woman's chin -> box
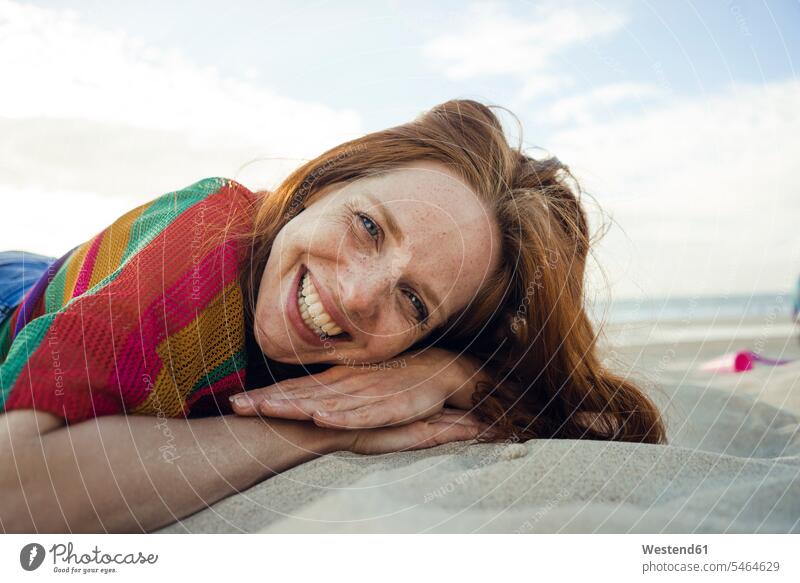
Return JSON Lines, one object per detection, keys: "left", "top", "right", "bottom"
{"left": 259, "top": 339, "right": 303, "bottom": 364}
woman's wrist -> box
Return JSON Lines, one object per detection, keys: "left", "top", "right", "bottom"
{"left": 256, "top": 417, "right": 356, "bottom": 457}
{"left": 407, "top": 347, "right": 492, "bottom": 409}
{"left": 444, "top": 352, "right": 494, "bottom": 409}
{"left": 312, "top": 425, "right": 357, "bottom": 454}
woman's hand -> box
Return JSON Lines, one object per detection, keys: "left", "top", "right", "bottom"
{"left": 230, "top": 348, "right": 485, "bottom": 429}
{"left": 345, "top": 408, "right": 492, "bottom": 455}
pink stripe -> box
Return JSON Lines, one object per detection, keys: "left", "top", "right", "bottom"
{"left": 72, "top": 230, "right": 106, "bottom": 297}
{"left": 108, "top": 238, "right": 242, "bottom": 408}
{"left": 184, "top": 370, "right": 246, "bottom": 411}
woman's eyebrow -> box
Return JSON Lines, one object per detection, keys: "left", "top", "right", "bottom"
{"left": 362, "top": 193, "right": 443, "bottom": 319}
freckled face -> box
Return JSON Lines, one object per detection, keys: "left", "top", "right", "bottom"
{"left": 253, "top": 160, "right": 501, "bottom": 365}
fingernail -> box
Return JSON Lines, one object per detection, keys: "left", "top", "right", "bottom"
{"left": 315, "top": 410, "right": 329, "bottom": 418}
{"left": 230, "top": 395, "right": 252, "bottom": 407}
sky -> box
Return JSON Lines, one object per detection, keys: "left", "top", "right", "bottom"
{"left": 1, "top": 0, "right": 798, "bottom": 302}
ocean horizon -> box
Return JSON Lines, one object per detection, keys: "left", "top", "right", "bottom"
{"left": 593, "top": 292, "right": 795, "bottom": 324}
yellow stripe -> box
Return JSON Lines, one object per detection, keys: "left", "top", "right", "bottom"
{"left": 88, "top": 205, "right": 146, "bottom": 289}
{"left": 131, "top": 281, "right": 245, "bottom": 417}
{"left": 61, "top": 240, "right": 93, "bottom": 304}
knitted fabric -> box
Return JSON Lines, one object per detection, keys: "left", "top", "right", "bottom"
{"left": 0, "top": 177, "right": 257, "bottom": 423}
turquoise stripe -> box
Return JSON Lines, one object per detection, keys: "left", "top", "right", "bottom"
{"left": 1, "top": 178, "right": 228, "bottom": 408}
{"left": 121, "top": 177, "right": 226, "bottom": 264}
{"left": 72, "top": 177, "right": 227, "bottom": 303}
{"left": 0, "top": 313, "right": 57, "bottom": 409}
{"left": 190, "top": 348, "right": 248, "bottom": 394}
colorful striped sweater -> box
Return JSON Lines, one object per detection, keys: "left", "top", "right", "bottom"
{"left": 0, "top": 177, "right": 260, "bottom": 423}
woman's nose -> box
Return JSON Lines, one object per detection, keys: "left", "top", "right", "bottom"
{"left": 339, "top": 270, "right": 390, "bottom": 322}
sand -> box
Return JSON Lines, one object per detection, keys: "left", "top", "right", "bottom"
{"left": 157, "top": 317, "right": 800, "bottom": 533}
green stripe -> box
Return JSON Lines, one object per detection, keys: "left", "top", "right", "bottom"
{"left": 44, "top": 256, "right": 70, "bottom": 313}
{"left": 1, "top": 178, "right": 228, "bottom": 409}
{"left": 121, "top": 177, "right": 225, "bottom": 264}
{"left": 190, "top": 348, "right": 247, "bottom": 394}
{"left": 0, "top": 309, "right": 14, "bottom": 364}
{"left": 0, "top": 313, "right": 56, "bottom": 409}
{"left": 68, "top": 177, "right": 226, "bottom": 306}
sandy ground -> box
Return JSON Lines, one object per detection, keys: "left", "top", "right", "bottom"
{"left": 157, "top": 316, "right": 800, "bottom": 533}
{"left": 601, "top": 316, "right": 800, "bottom": 406}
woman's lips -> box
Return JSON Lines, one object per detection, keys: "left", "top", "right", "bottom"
{"left": 305, "top": 268, "right": 350, "bottom": 338}
{"left": 286, "top": 264, "right": 349, "bottom": 346}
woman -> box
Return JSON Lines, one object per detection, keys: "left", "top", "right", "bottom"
{"left": 0, "top": 99, "right": 666, "bottom": 533}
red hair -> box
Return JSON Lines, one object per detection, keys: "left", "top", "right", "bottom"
{"left": 234, "top": 99, "right": 668, "bottom": 445}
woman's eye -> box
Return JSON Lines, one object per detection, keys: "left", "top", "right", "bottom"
{"left": 405, "top": 290, "right": 428, "bottom": 323}
{"left": 358, "top": 213, "right": 380, "bottom": 240}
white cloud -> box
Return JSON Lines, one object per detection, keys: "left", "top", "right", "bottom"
{"left": 421, "top": 1, "right": 799, "bottom": 299}
{"left": 423, "top": 0, "right": 627, "bottom": 102}
{"left": 516, "top": 75, "right": 575, "bottom": 102}
{"left": 0, "top": 1, "right": 361, "bottom": 148}
{"left": 555, "top": 79, "right": 800, "bottom": 298}
{"left": 2, "top": 0, "right": 797, "bottom": 304}
{"left": 0, "top": 0, "right": 364, "bottom": 256}
{"left": 0, "top": 184, "right": 138, "bottom": 257}
{"left": 544, "top": 81, "right": 664, "bottom": 124}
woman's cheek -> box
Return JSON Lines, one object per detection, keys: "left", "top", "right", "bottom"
{"left": 364, "top": 335, "right": 413, "bottom": 363}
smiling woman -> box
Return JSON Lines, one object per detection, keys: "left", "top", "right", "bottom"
{"left": 235, "top": 99, "right": 668, "bottom": 444}
{"left": 0, "top": 98, "right": 667, "bottom": 533}
{"left": 252, "top": 159, "right": 500, "bottom": 365}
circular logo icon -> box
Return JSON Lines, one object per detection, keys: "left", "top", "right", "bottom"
{"left": 20, "top": 543, "right": 46, "bottom": 571}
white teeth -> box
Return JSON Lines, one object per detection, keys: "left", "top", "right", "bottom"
{"left": 297, "top": 272, "right": 344, "bottom": 337}
{"left": 322, "top": 322, "right": 342, "bottom": 335}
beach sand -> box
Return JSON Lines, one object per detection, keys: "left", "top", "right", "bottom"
{"left": 602, "top": 317, "right": 800, "bottom": 413}
{"left": 157, "top": 316, "right": 800, "bottom": 533}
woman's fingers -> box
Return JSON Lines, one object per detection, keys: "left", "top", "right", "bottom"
{"left": 311, "top": 397, "right": 443, "bottom": 430}
{"left": 229, "top": 393, "right": 259, "bottom": 415}
{"left": 415, "top": 420, "right": 484, "bottom": 449}
{"left": 313, "top": 403, "right": 484, "bottom": 432}
{"left": 312, "top": 402, "right": 397, "bottom": 429}
{"left": 257, "top": 395, "right": 368, "bottom": 421}
{"left": 259, "top": 384, "right": 341, "bottom": 401}
{"left": 418, "top": 409, "right": 497, "bottom": 446}
{"left": 385, "top": 418, "right": 483, "bottom": 452}
{"left": 429, "top": 408, "right": 481, "bottom": 426}
{"left": 229, "top": 374, "right": 344, "bottom": 415}
{"left": 349, "top": 409, "right": 494, "bottom": 455}
{"left": 427, "top": 410, "right": 497, "bottom": 440}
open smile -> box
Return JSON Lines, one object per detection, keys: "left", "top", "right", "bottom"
{"left": 287, "top": 264, "right": 351, "bottom": 345}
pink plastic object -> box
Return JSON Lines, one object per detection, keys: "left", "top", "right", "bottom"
{"left": 701, "top": 350, "right": 794, "bottom": 373}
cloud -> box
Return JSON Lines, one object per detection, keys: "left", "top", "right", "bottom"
{"left": 0, "top": 0, "right": 364, "bottom": 255}
{"left": 0, "top": 1, "right": 363, "bottom": 190}
{"left": 423, "top": 0, "right": 628, "bottom": 100}
{"left": 554, "top": 79, "right": 800, "bottom": 298}
{"left": 421, "top": 1, "right": 798, "bottom": 299}
{"left": 0, "top": 183, "right": 138, "bottom": 258}
{"left": 543, "top": 81, "right": 664, "bottom": 125}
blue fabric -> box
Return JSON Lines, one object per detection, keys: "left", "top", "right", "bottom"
{"left": 0, "top": 250, "right": 59, "bottom": 323}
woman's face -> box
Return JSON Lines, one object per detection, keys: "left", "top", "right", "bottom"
{"left": 253, "top": 159, "right": 501, "bottom": 365}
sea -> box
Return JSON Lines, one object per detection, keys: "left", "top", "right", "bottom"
{"left": 596, "top": 292, "right": 796, "bottom": 324}
{"left": 591, "top": 292, "right": 799, "bottom": 347}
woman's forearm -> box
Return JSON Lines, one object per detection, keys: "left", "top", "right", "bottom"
{"left": 1, "top": 414, "right": 352, "bottom": 533}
